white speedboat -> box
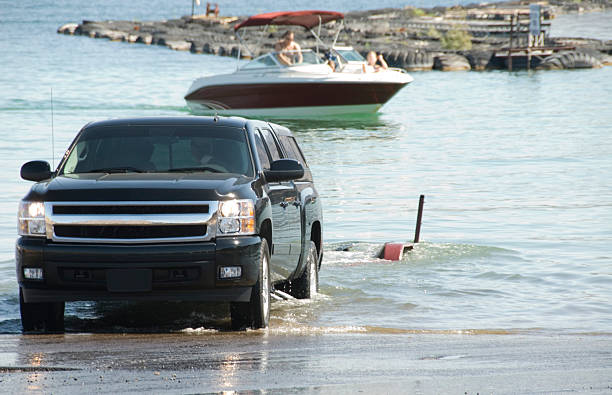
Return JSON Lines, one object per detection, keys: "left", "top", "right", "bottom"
{"left": 185, "top": 10, "right": 413, "bottom": 118}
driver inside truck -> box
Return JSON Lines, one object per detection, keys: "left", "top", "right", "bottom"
{"left": 190, "top": 138, "right": 216, "bottom": 167}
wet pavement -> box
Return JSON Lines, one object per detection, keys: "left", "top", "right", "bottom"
{"left": 1, "top": 330, "right": 610, "bottom": 394}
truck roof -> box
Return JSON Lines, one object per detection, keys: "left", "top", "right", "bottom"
{"left": 83, "top": 116, "right": 297, "bottom": 139}
{"left": 84, "top": 116, "right": 253, "bottom": 129}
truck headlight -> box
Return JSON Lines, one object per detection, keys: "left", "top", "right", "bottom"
{"left": 18, "top": 201, "right": 46, "bottom": 237}
{"left": 218, "top": 200, "right": 255, "bottom": 236}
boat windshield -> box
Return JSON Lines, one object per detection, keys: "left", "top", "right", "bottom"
{"left": 240, "top": 49, "right": 323, "bottom": 70}
{"left": 333, "top": 48, "right": 366, "bottom": 63}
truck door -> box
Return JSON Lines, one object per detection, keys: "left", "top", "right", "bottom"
{"left": 276, "top": 134, "right": 312, "bottom": 264}
{"left": 254, "top": 129, "right": 300, "bottom": 281}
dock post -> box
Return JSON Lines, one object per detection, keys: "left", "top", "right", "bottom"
{"left": 527, "top": 47, "right": 531, "bottom": 70}
{"left": 414, "top": 194, "right": 425, "bottom": 243}
{"left": 508, "top": 12, "right": 516, "bottom": 71}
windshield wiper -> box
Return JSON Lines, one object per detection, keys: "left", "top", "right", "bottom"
{"left": 166, "top": 166, "right": 223, "bottom": 173}
{"left": 87, "top": 167, "right": 146, "bottom": 174}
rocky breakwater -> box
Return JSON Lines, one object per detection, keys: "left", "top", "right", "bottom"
{"left": 58, "top": 0, "right": 612, "bottom": 72}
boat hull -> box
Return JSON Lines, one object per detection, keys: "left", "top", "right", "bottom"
{"left": 186, "top": 102, "right": 382, "bottom": 118}
{"left": 185, "top": 81, "right": 407, "bottom": 118}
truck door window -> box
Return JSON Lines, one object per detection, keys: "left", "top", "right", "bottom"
{"left": 260, "top": 129, "right": 281, "bottom": 161}
{"left": 254, "top": 132, "right": 271, "bottom": 169}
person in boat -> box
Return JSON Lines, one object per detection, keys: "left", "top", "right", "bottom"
{"left": 274, "top": 30, "right": 303, "bottom": 66}
{"left": 363, "top": 51, "right": 388, "bottom": 72}
{"left": 205, "top": 3, "right": 219, "bottom": 17}
{"left": 324, "top": 51, "right": 338, "bottom": 72}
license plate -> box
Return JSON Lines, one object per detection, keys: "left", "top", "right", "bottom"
{"left": 106, "top": 269, "right": 152, "bottom": 292}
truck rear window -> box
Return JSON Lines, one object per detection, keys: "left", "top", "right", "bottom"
{"left": 278, "top": 135, "right": 308, "bottom": 166}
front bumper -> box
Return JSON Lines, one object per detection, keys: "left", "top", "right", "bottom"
{"left": 16, "top": 236, "right": 262, "bottom": 303}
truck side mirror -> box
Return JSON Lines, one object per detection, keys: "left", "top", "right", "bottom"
{"left": 264, "top": 159, "right": 304, "bottom": 183}
{"left": 21, "top": 161, "right": 53, "bottom": 182}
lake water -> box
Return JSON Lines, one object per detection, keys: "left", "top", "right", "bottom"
{"left": 0, "top": 1, "right": 611, "bottom": 334}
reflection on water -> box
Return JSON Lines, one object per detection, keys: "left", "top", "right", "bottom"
{"left": 27, "top": 353, "right": 44, "bottom": 367}
{"left": 215, "top": 350, "right": 270, "bottom": 388}
{"left": 275, "top": 112, "right": 390, "bottom": 131}
{"left": 218, "top": 352, "right": 240, "bottom": 389}
{"left": 65, "top": 301, "right": 229, "bottom": 333}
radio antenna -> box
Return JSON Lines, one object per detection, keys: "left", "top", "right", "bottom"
{"left": 51, "top": 88, "right": 55, "bottom": 168}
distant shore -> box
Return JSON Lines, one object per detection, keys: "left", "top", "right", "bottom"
{"left": 58, "top": 0, "right": 612, "bottom": 71}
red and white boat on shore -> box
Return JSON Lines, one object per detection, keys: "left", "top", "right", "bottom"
{"left": 185, "top": 10, "right": 413, "bottom": 118}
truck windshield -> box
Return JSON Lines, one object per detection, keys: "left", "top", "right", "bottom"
{"left": 61, "top": 125, "right": 254, "bottom": 176}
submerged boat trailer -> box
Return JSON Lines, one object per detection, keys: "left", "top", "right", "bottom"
{"left": 271, "top": 289, "right": 296, "bottom": 301}
{"left": 377, "top": 194, "right": 425, "bottom": 261}
{"left": 273, "top": 195, "right": 425, "bottom": 302}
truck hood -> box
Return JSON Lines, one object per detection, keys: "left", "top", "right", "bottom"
{"left": 24, "top": 173, "right": 257, "bottom": 202}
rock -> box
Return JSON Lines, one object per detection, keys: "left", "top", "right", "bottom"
{"left": 207, "top": 44, "right": 219, "bottom": 55}
{"left": 368, "top": 22, "right": 390, "bottom": 36}
{"left": 536, "top": 50, "right": 603, "bottom": 70}
{"left": 77, "top": 22, "right": 104, "bottom": 37}
{"left": 136, "top": 35, "right": 153, "bottom": 45}
{"left": 404, "top": 50, "right": 434, "bottom": 71}
{"left": 97, "top": 30, "right": 127, "bottom": 41}
{"left": 190, "top": 41, "right": 205, "bottom": 53}
{"left": 383, "top": 50, "right": 403, "bottom": 68}
{"left": 434, "top": 53, "right": 471, "bottom": 71}
{"left": 152, "top": 36, "right": 167, "bottom": 45}
{"left": 57, "top": 23, "right": 78, "bottom": 35}
{"left": 165, "top": 40, "right": 192, "bottom": 51}
{"left": 462, "top": 50, "right": 493, "bottom": 71}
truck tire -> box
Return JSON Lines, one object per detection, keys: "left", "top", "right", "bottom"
{"left": 291, "top": 241, "right": 319, "bottom": 299}
{"left": 19, "top": 288, "right": 65, "bottom": 333}
{"left": 230, "top": 238, "right": 270, "bottom": 330}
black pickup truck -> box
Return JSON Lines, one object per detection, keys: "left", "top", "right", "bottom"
{"left": 16, "top": 116, "right": 322, "bottom": 331}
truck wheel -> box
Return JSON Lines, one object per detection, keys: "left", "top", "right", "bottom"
{"left": 230, "top": 238, "right": 270, "bottom": 330}
{"left": 19, "top": 288, "right": 65, "bottom": 333}
{"left": 291, "top": 241, "right": 319, "bottom": 299}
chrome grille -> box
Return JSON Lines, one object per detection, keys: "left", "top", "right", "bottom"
{"left": 52, "top": 205, "right": 209, "bottom": 215}
{"left": 45, "top": 201, "right": 218, "bottom": 244}
{"left": 54, "top": 224, "right": 207, "bottom": 239}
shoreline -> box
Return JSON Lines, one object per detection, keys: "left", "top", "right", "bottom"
{"left": 57, "top": 0, "right": 612, "bottom": 72}
{"left": 1, "top": 331, "right": 610, "bottom": 393}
